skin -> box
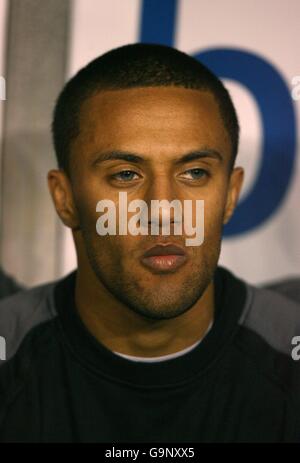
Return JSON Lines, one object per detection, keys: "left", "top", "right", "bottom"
{"left": 48, "top": 86, "right": 244, "bottom": 358}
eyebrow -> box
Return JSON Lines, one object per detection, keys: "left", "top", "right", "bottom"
{"left": 92, "top": 151, "right": 145, "bottom": 165}
{"left": 92, "top": 148, "right": 223, "bottom": 165}
{"left": 174, "top": 149, "right": 223, "bottom": 165}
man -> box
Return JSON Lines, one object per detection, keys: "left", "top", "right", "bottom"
{"left": 0, "top": 44, "right": 299, "bottom": 443}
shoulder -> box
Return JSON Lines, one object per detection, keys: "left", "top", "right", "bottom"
{"left": 239, "top": 282, "right": 300, "bottom": 356}
{"left": 219, "top": 267, "right": 300, "bottom": 393}
{"left": 0, "top": 280, "right": 62, "bottom": 427}
{"left": 231, "top": 278, "right": 300, "bottom": 405}
{"left": 0, "top": 280, "right": 58, "bottom": 362}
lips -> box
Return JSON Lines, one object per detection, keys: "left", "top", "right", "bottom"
{"left": 141, "top": 244, "right": 187, "bottom": 272}
{"left": 143, "top": 244, "right": 185, "bottom": 258}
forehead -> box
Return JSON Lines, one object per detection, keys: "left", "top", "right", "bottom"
{"left": 73, "top": 86, "right": 231, "bottom": 164}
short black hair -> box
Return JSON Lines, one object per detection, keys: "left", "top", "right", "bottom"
{"left": 52, "top": 43, "right": 239, "bottom": 173}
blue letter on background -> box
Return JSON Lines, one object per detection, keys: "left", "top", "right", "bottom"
{"left": 139, "top": 2, "right": 297, "bottom": 236}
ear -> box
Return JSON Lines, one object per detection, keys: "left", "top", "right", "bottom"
{"left": 47, "top": 169, "right": 80, "bottom": 229}
{"left": 223, "top": 167, "right": 244, "bottom": 225}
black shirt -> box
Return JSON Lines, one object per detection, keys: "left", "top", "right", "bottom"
{"left": 0, "top": 266, "right": 299, "bottom": 442}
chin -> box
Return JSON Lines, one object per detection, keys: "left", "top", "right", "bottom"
{"left": 128, "top": 304, "right": 194, "bottom": 321}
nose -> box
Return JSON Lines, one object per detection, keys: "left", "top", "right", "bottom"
{"left": 143, "top": 174, "right": 182, "bottom": 234}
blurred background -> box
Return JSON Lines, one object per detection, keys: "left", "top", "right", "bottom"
{"left": 0, "top": 0, "right": 299, "bottom": 289}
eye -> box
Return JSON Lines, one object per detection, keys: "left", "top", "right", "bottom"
{"left": 112, "top": 170, "right": 140, "bottom": 182}
{"left": 180, "top": 168, "right": 209, "bottom": 180}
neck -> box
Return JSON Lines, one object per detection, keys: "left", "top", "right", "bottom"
{"left": 75, "top": 262, "right": 214, "bottom": 358}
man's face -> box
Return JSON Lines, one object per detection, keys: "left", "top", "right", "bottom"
{"left": 66, "top": 87, "right": 242, "bottom": 319}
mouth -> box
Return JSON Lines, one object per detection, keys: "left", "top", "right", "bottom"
{"left": 141, "top": 243, "right": 187, "bottom": 273}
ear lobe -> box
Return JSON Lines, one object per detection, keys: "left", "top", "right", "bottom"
{"left": 47, "top": 169, "right": 80, "bottom": 229}
{"left": 223, "top": 167, "right": 244, "bottom": 225}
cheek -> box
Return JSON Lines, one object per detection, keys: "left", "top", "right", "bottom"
{"left": 79, "top": 202, "right": 99, "bottom": 233}
{"left": 75, "top": 183, "right": 106, "bottom": 229}
{"left": 92, "top": 236, "right": 143, "bottom": 278}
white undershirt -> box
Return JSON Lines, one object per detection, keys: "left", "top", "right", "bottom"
{"left": 113, "top": 320, "right": 213, "bottom": 363}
